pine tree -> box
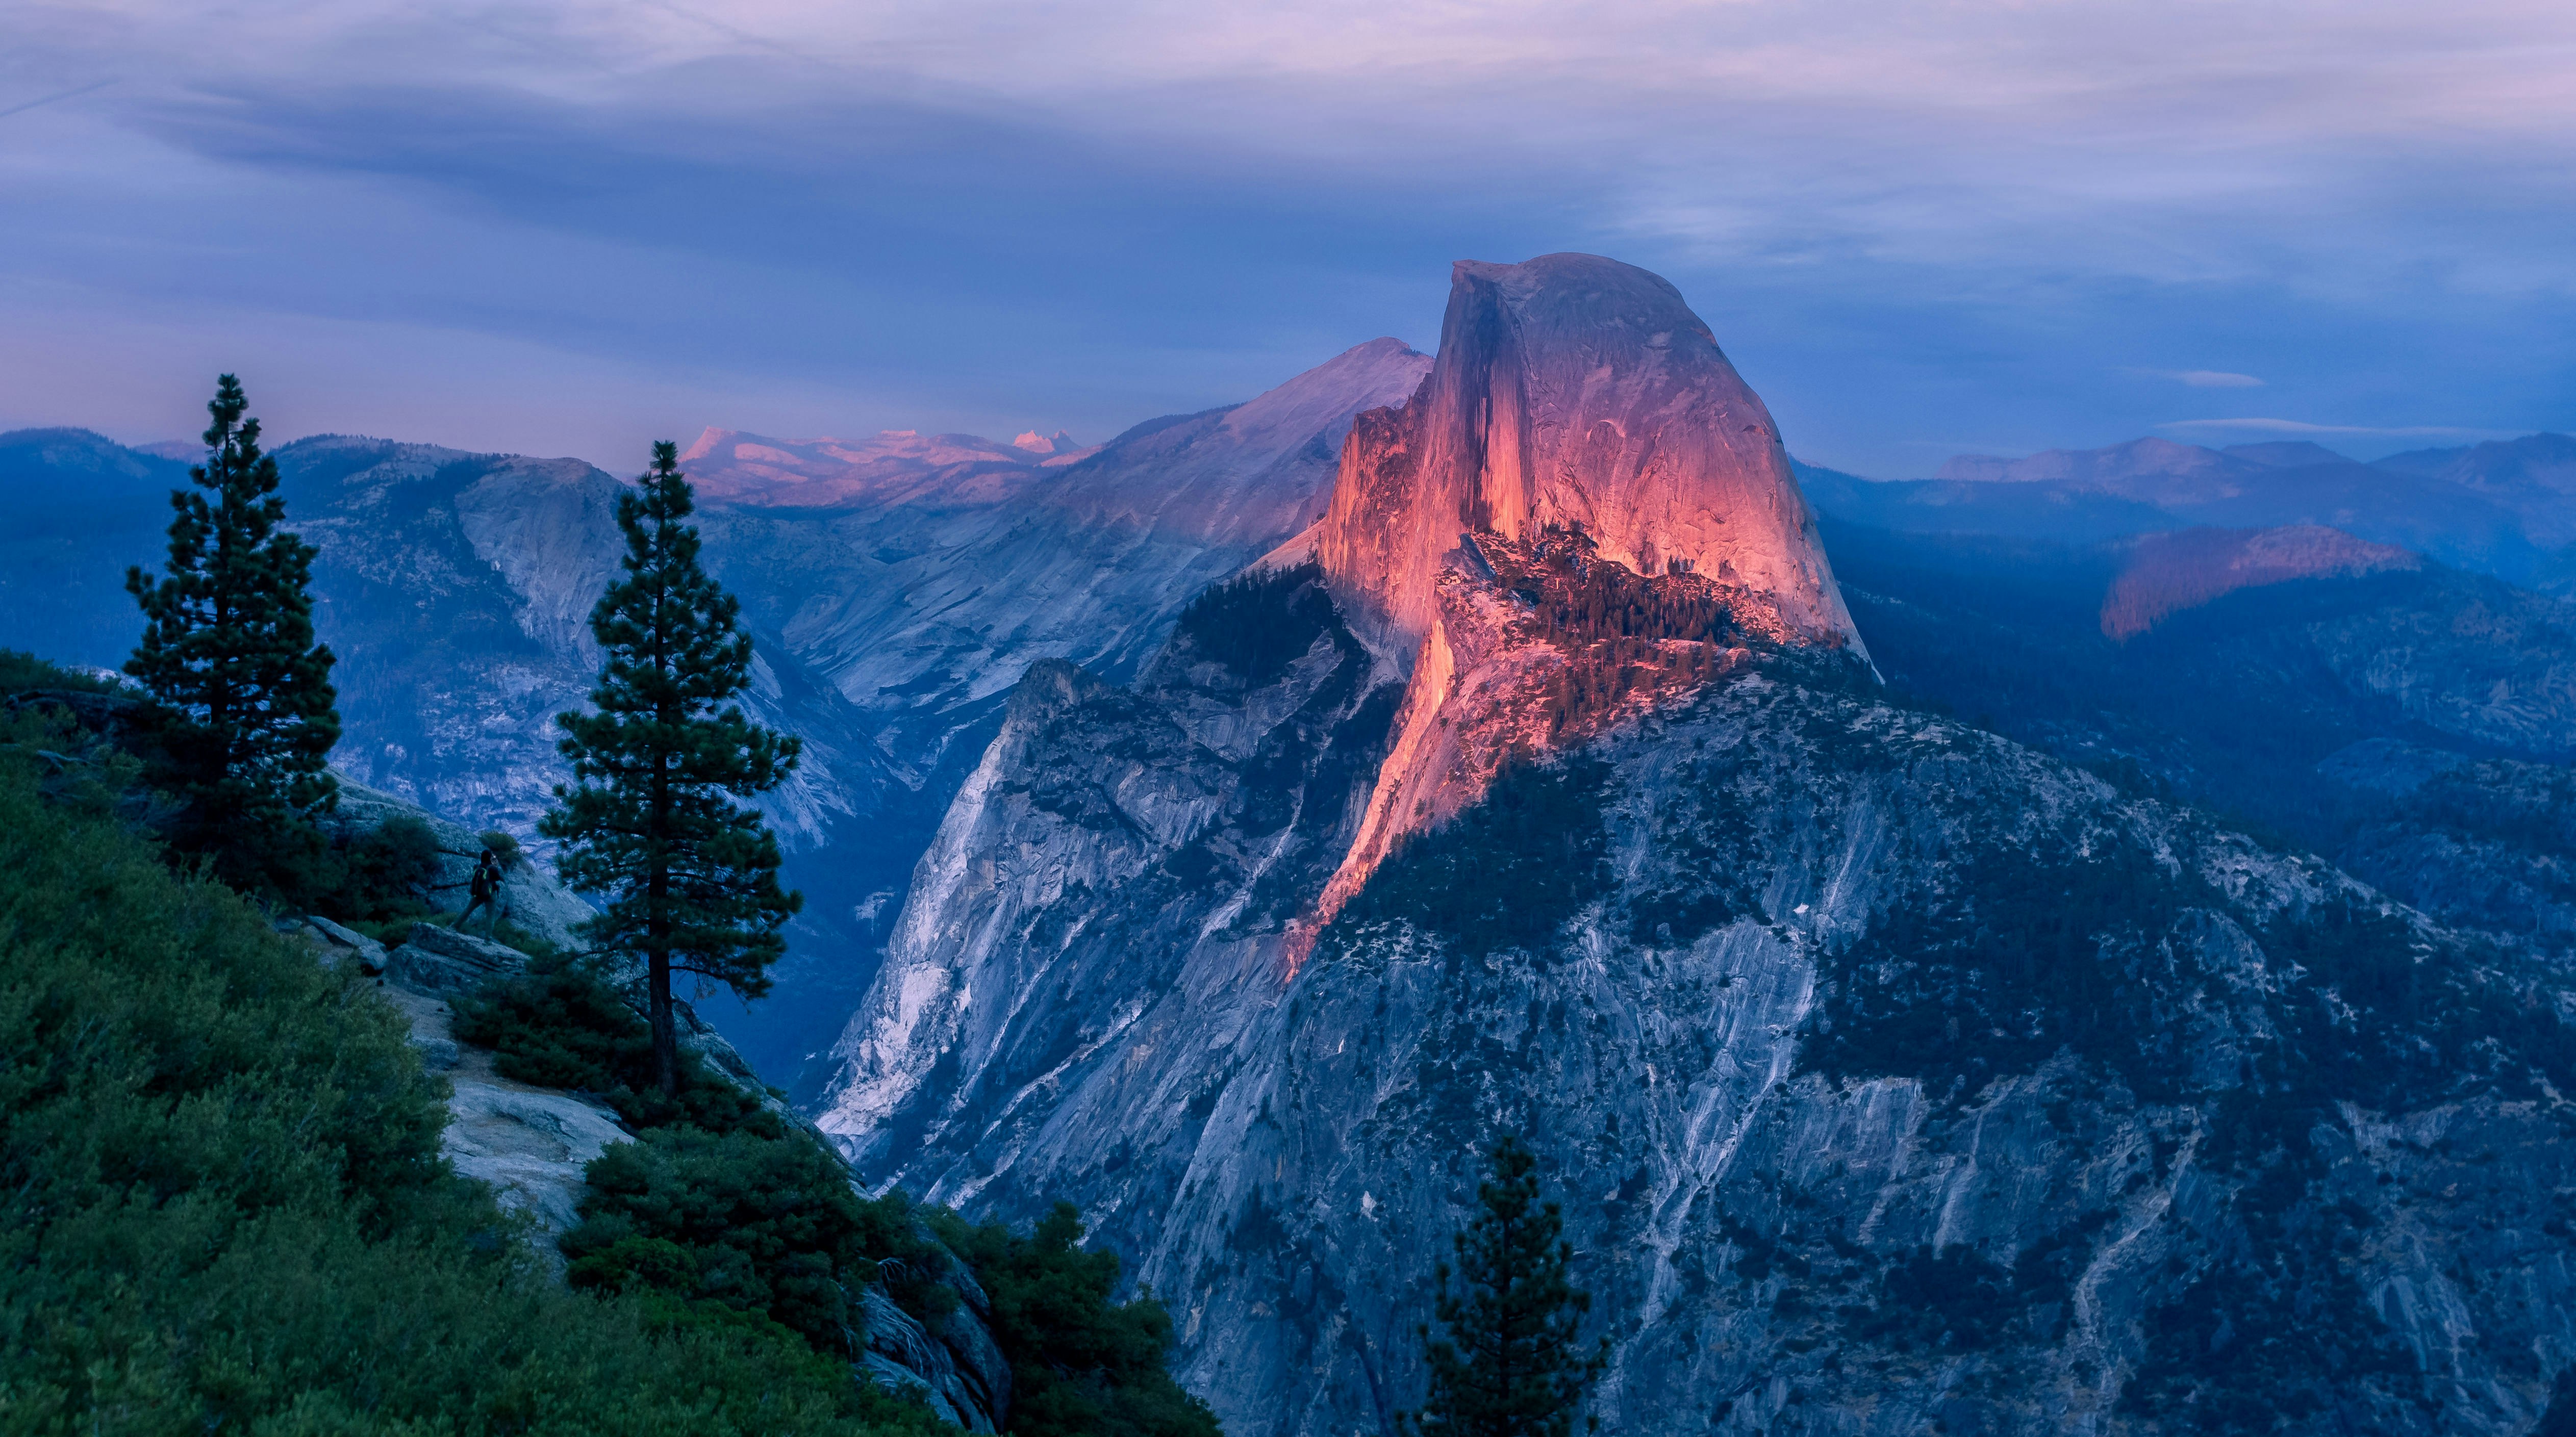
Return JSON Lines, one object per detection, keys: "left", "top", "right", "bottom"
{"left": 542, "top": 441, "right": 803, "bottom": 1094}
{"left": 1399, "top": 1135, "right": 1607, "bottom": 1437}
{"left": 124, "top": 374, "right": 340, "bottom": 885}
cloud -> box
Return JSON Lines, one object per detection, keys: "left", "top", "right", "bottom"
{"left": 2157, "top": 417, "right": 2501, "bottom": 439}
{"left": 1, "top": 0, "right": 2571, "bottom": 473}
{"left": 2131, "top": 368, "right": 2265, "bottom": 388}
{"left": 0, "top": 78, "right": 118, "bottom": 122}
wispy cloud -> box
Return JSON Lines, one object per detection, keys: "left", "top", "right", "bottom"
{"left": 0, "top": 78, "right": 118, "bottom": 123}
{"left": 2158, "top": 417, "right": 2500, "bottom": 438}
{"left": 2129, "top": 368, "right": 2265, "bottom": 388}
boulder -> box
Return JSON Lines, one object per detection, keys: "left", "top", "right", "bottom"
{"left": 932, "top": 1267, "right": 1013, "bottom": 1428}
{"left": 301, "top": 914, "right": 389, "bottom": 976}
{"left": 441, "top": 1081, "right": 629, "bottom": 1238}
{"left": 393, "top": 922, "right": 530, "bottom": 995}
{"left": 860, "top": 1287, "right": 1005, "bottom": 1432}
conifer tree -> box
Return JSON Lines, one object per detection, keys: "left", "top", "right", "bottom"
{"left": 124, "top": 374, "right": 340, "bottom": 884}
{"left": 1400, "top": 1135, "right": 1607, "bottom": 1437}
{"left": 543, "top": 441, "right": 802, "bottom": 1095}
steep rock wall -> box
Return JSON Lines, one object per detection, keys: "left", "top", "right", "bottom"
{"left": 1313, "top": 254, "right": 1860, "bottom": 659}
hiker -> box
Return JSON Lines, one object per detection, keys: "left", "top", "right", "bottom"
{"left": 458, "top": 848, "right": 504, "bottom": 936}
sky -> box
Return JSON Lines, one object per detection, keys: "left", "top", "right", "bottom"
{"left": 4, "top": 1, "right": 2573, "bottom": 476}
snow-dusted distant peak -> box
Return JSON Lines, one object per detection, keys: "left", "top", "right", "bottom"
{"left": 678, "top": 426, "right": 1048, "bottom": 510}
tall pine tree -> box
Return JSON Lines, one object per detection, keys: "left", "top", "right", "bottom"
{"left": 124, "top": 374, "right": 340, "bottom": 886}
{"left": 1400, "top": 1136, "right": 1607, "bottom": 1437}
{"left": 543, "top": 441, "right": 802, "bottom": 1094}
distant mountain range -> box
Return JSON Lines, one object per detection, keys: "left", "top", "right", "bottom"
{"left": 0, "top": 337, "right": 1427, "bottom": 1083}
{"left": 1799, "top": 432, "right": 2576, "bottom": 592}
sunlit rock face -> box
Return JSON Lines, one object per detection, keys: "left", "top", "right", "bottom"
{"left": 1313, "top": 253, "right": 1862, "bottom": 659}
{"left": 1295, "top": 256, "right": 1867, "bottom": 929}
{"left": 2100, "top": 523, "right": 2422, "bottom": 638}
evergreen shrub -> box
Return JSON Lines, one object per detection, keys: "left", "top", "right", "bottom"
{"left": 932, "top": 1203, "right": 1222, "bottom": 1437}
{"left": 0, "top": 724, "right": 927, "bottom": 1435}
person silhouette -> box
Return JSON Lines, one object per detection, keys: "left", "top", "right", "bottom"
{"left": 458, "top": 848, "right": 504, "bottom": 937}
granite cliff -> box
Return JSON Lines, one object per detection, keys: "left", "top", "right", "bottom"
{"left": 1311, "top": 255, "right": 1858, "bottom": 657}
{"left": 817, "top": 258, "right": 2576, "bottom": 1435}
{"left": 1290, "top": 256, "right": 1863, "bottom": 930}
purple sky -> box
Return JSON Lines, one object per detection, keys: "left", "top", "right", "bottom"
{"left": 5, "top": 1, "right": 2572, "bottom": 475}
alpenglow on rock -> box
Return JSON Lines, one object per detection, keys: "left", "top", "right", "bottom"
{"left": 1294, "top": 255, "right": 1870, "bottom": 931}
{"left": 1310, "top": 253, "right": 1863, "bottom": 657}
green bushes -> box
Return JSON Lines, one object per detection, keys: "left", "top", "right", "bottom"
{"left": 451, "top": 956, "right": 774, "bottom": 1135}
{"left": 0, "top": 646, "right": 119, "bottom": 694}
{"left": 461, "top": 945, "right": 1213, "bottom": 1437}
{"left": 317, "top": 810, "right": 444, "bottom": 928}
{"left": 933, "top": 1203, "right": 1222, "bottom": 1437}
{"left": 0, "top": 722, "right": 917, "bottom": 1435}
{"left": 565, "top": 1126, "right": 879, "bottom": 1349}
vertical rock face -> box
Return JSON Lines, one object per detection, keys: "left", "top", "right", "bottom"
{"left": 1314, "top": 254, "right": 1862, "bottom": 658}
{"left": 1298, "top": 256, "right": 1867, "bottom": 931}
{"left": 814, "top": 256, "right": 2576, "bottom": 1436}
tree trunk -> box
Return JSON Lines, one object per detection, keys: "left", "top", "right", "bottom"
{"left": 648, "top": 817, "right": 677, "bottom": 1094}
{"left": 649, "top": 934, "right": 677, "bottom": 1096}
{"left": 650, "top": 735, "right": 677, "bottom": 1095}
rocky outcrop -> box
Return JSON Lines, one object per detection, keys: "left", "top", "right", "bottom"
{"left": 298, "top": 914, "right": 389, "bottom": 974}
{"left": 394, "top": 922, "right": 533, "bottom": 995}
{"left": 324, "top": 778, "right": 598, "bottom": 949}
{"left": 355, "top": 890, "right": 1012, "bottom": 1427}
{"left": 861, "top": 1282, "right": 1016, "bottom": 1432}
{"left": 383, "top": 977, "right": 631, "bottom": 1243}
